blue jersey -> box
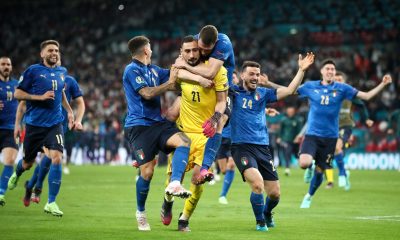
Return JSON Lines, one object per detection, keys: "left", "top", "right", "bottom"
{"left": 0, "top": 78, "right": 18, "bottom": 129}
{"left": 297, "top": 80, "right": 358, "bottom": 138}
{"left": 230, "top": 85, "right": 277, "bottom": 145}
{"left": 195, "top": 33, "right": 235, "bottom": 85}
{"left": 123, "top": 59, "right": 170, "bottom": 127}
{"left": 62, "top": 75, "right": 83, "bottom": 131}
{"left": 18, "top": 63, "right": 67, "bottom": 127}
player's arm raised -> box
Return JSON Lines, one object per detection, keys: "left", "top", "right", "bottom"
{"left": 138, "top": 67, "right": 179, "bottom": 100}
{"left": 175, "top": 56, "right": 223, "bottom": 80}
{"left": 356, "top": 74, "right": 392, "bottom": 101}
{"left": 276, "top": 53, "right": 315, "bottom": 100}
{"left": 258, "top": 73, "right": 285, "bottom": 89}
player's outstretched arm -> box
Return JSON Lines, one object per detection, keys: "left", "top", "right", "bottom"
{"left": 177, "top": 69, "right": 213, "bottom": 88}
{"left": 276, "top": 53, "right": 315, "bottom": 100}
{"left": 62, "top": 91, "right": 75, "bottom": 130}
{"left": 138, "top": 67, "right": 179, "bottom": 100}
{"left": 258, "top": 74, "right": 285, "bottom": 89}
{"left": 72, "top": 96, "right": 85, "bottom": 131}
{"left": 14, "top": 89, "right": 55, "bottom": 101}
{"left": 14, "top": 100, "right": 26, "bottom": 143}
{"left": 175, "top": 56, "right": 223, "bottom": 80}
{"left": 356, "top": 74, "right": 392, "bottom": 101}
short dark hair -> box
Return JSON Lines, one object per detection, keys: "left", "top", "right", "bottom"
{"left": 181, "top": 35, "right": 196, "bottom": 46}
{"left": 241, "top": 61, "right": 261, "bottom": 72}
{"left": 320, "top": 59, "right": 336, "bottom": 69}
{"left": 127, "top": 36, "right": 150, "bottom": 56}
{"left": 199, "top": 25, "right": 218, "bottom": 46}
{"left": 335, "top": 71, "right": 347, "bottom": 81}
{"left": 40, "top": 40, "right": 60, "bottom": 51}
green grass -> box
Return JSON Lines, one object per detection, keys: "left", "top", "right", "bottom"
{"left": 1, "top": 165, "right": 400, "bottom": 240}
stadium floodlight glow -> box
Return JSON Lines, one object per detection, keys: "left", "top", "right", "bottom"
{"left": 290, "top": 28, "right": 297, "bottom": 35}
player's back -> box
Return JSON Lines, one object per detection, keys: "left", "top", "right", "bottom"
{"left": 177, "top": 64, "right": 228, "bottom": 133}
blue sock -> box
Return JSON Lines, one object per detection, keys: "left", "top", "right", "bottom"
{"left": 36, "top": 156, "right": 52, "bottom": 190}
{"left": 264, "top": 197, "right": 280, "bottom": 215}
{"left": 335, "top": 153, "right": 346, "bottom": 176}
{"left": 250, "top": 192, "right": 265, "bottom": 222}
{"left": 170, "top": 146, "right": 190, "bottom": 182}
{"left": 308, "top": 170, "right": 323, "bottom": 196}
{"left": 15, "top": 159, "right": 25, "bottom": 177}
{"left": 220, "top": 169, "right": 234, "bottom": 197}
{"left": 27, "top": 165, "right": 40, "bottom": 190}
{"left": 136, "top": 176, "right": 150, "bottom": 212}
{"left": 0, "top": 165, "right": 13, "bottom": 195}
{"left": 48, "top": 163, "right": 62, "bottom": 203}
{"left": 201, "top": 133, "right": 222, "bottom": 171}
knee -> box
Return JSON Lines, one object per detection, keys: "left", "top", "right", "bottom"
{"left": 251, "top": 181, "right": 264, "bottom": 194}
{"left": 141, "top": 166, "right": 155, "bottom": 181}
{"left": 299, "top": 160, "right": 310, "bottom": 169}
{"left": 178, "top": 133, "right": 191, "bottom": 147}
{"left": 23, "top": 161, "right": 34, "bottom": 170}
{"left": 268, "top": 189, "right": 281, "bottom": 199}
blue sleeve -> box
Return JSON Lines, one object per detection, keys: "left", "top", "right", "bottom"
{"left": 342, "top": 83, "right": 358, "bottom": 100}
{"left": 158, "top": 68, "right": 170, "bottom": 85}
{"left": 17, "top": 67, "right": 33, "bottom": 92}
{"left": 125, "top": 68, "right": 148, "bottom": 92}
{"left": 297, "top": 83, "right": 309, "bottom": 97}
{"left": 69, "top": 77, "right": 83, "bottom": 99}
{"left": 210, "top": 40, "right": 231, "bottom": 62}
{"left": 263, "top": 88, "right": 278, "bottom": 104}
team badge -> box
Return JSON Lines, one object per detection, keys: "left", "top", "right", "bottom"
{"left": 254, "top": 92, "right": 260, "bottom": 101}
{"left": 60, "top": 74, "right": 65, "bottom": 81}
{"left": 51, "top": 73, "right": 55, "bottom": 77}
{"left": 241, "top": 157, "right": 249, "bottom": 166}
{"left": 332, "top": 90, "right": 337, "bottom": 97}
{"left": 18, "top": 76, "right": 24, "bottom": 83}
{"left": 135, "top": 149, "right": 145, "bottom": 160}
{"left": 136, "top": 76, "right": 144, "bottom": 84}
{"left": 6, "top": 85, "right": 10, "bottom": 89}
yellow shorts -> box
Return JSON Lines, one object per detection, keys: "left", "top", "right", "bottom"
{"left": 167, "top": 132, "right": 207, "bottom": 173}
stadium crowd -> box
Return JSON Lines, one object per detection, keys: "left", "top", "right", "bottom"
{"left": 1, "top": 0, "right": 399, "bottom": 164}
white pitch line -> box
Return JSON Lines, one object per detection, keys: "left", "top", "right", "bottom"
{"left": 355, "top": 215, "right": 400, "bottom": 222}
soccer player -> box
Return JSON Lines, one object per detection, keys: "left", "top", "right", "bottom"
{"left": 0, "top": 57, "right": 19, "bottom": 206}
{"left": 173, "top": 25, "right": 235, "bottom": 183}
{"left": 231, "top": 54, "right": 314, "bottom": 231}
{"left": 123, "top": 36, "right": 211, "bottom": 231}
{"left": 20, "top": 59, "right": 85, "bottom": 206}
{"left": 324, "top": 71, "right": 373, "bottom": 190}
{"left": 161, "top": 35, "right": 228, "bottom": 231}
{"left": 277, "top": 106, "right": 303, "bottom": 176}
{"left": 8, "top": 40, "right": 75, "bottom": 217}
{"left": 299, "top": 59, "right": 392, "bottom": 209}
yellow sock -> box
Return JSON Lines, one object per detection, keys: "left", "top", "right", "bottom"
{"left": 182, "top": 183, "right": 204, "bottom": 219}
{"left": 325, "top": 168, "right": 334, "bottom": 183}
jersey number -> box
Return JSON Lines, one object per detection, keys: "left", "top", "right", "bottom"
{"left": 55, "top": 134, "right": 64, "bottom": 146}
{"left": 269, "top": 160, "right": 276, "bottom": 172}
{"left": 6, "top": 91, "right": 13, "bottom": 101}
{"left": 52, "top": 80, "right": 58, "bottom": 90}
{"left": 242, "top": 98, "right": 253, "bottom": 109}
{"left": 320, "top": 95, "right": 329, "bottom": 105}
{"left": 191, "top": 91, "right": 200, "bottom": 102}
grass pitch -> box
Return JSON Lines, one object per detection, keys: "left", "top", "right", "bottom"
{"left": 1, "top": 165, "right": 399, "bottom": 240}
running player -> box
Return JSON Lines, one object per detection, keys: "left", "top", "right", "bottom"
{"left": 299, "top": 59, "right": 392, "bottom": 208}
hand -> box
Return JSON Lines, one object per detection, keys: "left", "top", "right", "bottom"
{"left": 293, "top": 135, "right": 302, "bottom": 144}
{"left": 202, "top": 112, "right": 222, "bottom": 138}
{"left": 265, "top": 108, "right": 280, "bottom": 117}
{"left": 40, "top": 91, "right": 55, "bottom": 100}
{"left": 73, "top": 121, "right": 83, "bottom": 131}
{"left": 365, "top": 119, "right": 374, "bottom": 128}
{"left": 259, "top": 73, "right": 269, "bottom": 86}
{"left": 298, "top": 52, "right": 315, "bottom": 71}
{"left": 168, "top": 67, "right": 179, "bottom": 85}
{"left": 382, "top": 74, "right": 392, "bottom": 86}
{"left": 14, "top": 125, "right": 21, "bottom": 144}
{"left": 173, "top": 56, "right": 187, "bottom": 69}
{"left": 198, "top": 77, "right": 214, "bottom": 88}
{"left": 68, "top": 112, "right": 75, "bottom": 130}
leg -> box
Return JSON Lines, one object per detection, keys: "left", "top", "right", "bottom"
{"left": 136, "top": 160, "right": 156, "bottom": 231}
{"left": 0, "top": 147, "right": 18, "bottom": 206}
{"left": 219, "top": 157, "right": 235, "bottom": 204}
{"left": 263, "top": 180, "right": 280, "bottom": 227}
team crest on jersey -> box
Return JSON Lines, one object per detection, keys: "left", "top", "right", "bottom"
{"left": 135, "top": 149, "right": 145, "bottom": 160}
{"left": 136, "top": 76, "right": 144, "bottom": 84}
{"left": 254, "top": 92, "right": 260, "bottom": 101}
{"left": 18, "top": 76, "right": 24, "bottom": 83}
{"left": 151, "top": 68, "right": 158, "bottom": 78}
{"left": 51, "top": 73, "right": 55, "bottom": 77}
{"left": 60, "top": 74, "right": 65, "bottom": 81}
{"left": 332, "top": 90, "right": 337, "bottom": 97}
{"left": 6, "top": 85, "right": 10, "bottom": 89}
{"left": 241, "top": 157, "right": 249, "bottom": 166}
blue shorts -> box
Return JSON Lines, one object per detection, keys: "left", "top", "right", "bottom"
{"left": 339, "top": 127, "right": 352, "bottom": 149}
{"left": 300, "top": 135, "right": 337, "bottom": 170}
{"left": 24, "top": 123, "right": 64, "bottom": 163}
{"left": 232, "top": 143, "right": 279, "bottom": 181}
{"left": 124, "top": 121, "right": 180, "bottom": 166}
{"left": 217, "top": 137, "right": 232, "bottom": 159}
{"left": 0, "top": 129, "right": 18, "bottom": 151}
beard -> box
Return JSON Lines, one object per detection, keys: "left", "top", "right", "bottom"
{"left": 44, "top": 55, "right": 58, "bottom": 66}
{"left": 0, "top": 70, "right": 10, "bottom": 79}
